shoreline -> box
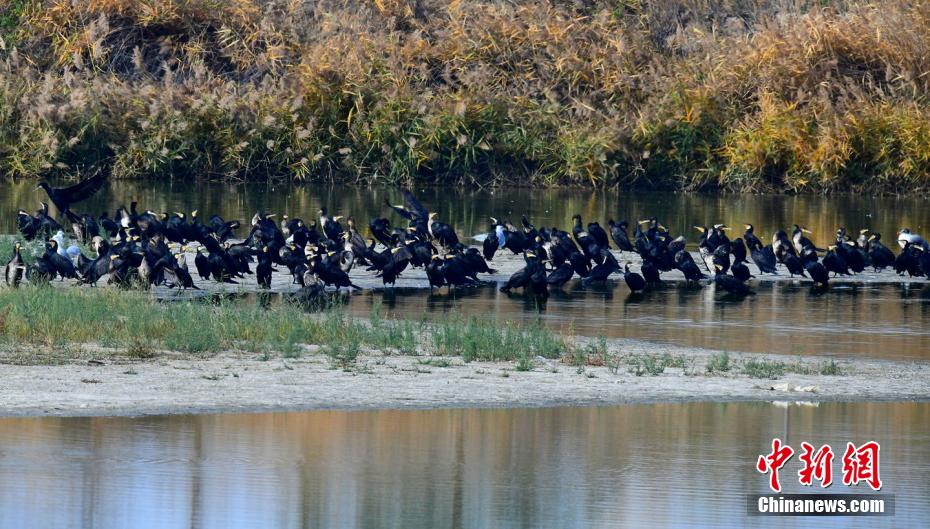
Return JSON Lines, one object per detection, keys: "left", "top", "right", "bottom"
{"left": 20, "top": 245, "right": 930, "bottom": 299}
{"left": 3, "top": 340, "right": 927, "bottom": 418}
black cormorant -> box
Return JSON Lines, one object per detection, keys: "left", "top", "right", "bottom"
{"left": 804, "top": 260, "right": 830, "bottom": 287}
{"left": 546, "top": 262, "right": 574, "bottom": 287}
{"left": 35, "top": 173, "right": 106, "bottom": 215}
{"left": 675, "top": 250, "right": 705, "bottom": 282}
{"left": 65, "top": 210, "right": 99, "bottom": 244}
{"left": 822, "top": 246, "right": 850, "bottom": 277}
{"left": 751, "top": 244, "right": 778, "bottom": 274}
{"left": 714, "top": 265, "right": 755, "bottom": 296}
{"left": 783, "top": 254, "right": 806, "bottom": 277}
{"left": 713, "top": 265, "right": 754, "bottom": 296}
{"left": 743, "top": 224, "right": 763, "bottom": 251}
{"left": 99, "top": 212, "right": 119, "bottom": 238}
{"left": 608, "top": 220, "right": 634, "bottom": 252}
{"left": 772, "top": 230, "right": 795, "bottom": 263}
{"left": 641, "top": 259, "right": 662, "bottom": 285}
{"left": 731, "top": 237, "right": 747, "bottom": 264}
{"left": 319, "top": 208, "right": 344, "bottom": 241}
{"left": 587, "top": 221, "right": 610, "bottom": 249}
{"left": 4, "top": 242, "right": 26, "bottom": 287}
{"left": 894, "top": 243, "right": 922, "bottom": 276}
{"left": 425, "top": 255, "right": 446, "bottom": 290}
{"left": 256, "top": 246, "right": 274, "bottom": 289}
{"left": 427, "top": 212, "right": 460, "bottom": 249}
{"left": 867, "top": 233, "right": 895, "bottom": 271}
{"left": 731, "top": 261, "right": 753, "bottom": 282}
{"left": 623, "top": 263, "right": 646, "bottom": 293}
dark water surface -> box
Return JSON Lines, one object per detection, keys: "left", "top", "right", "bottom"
{"left": 0, "top": 402, "right": 926, "bottom": 528}
{"left": 6, "top": 181, "right": 930, "bottom": 359}
{"left": 4, "top": 180, "right": 929, "bottom": 248}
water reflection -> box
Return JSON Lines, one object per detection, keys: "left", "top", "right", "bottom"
{"left": 335, "top": 281, "right": 930, "bottom": 361}
{"left": 0, "top": 403, "right": 926, "bottom": 528}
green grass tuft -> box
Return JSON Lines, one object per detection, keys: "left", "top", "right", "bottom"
{"left": 742, "top": 359, "right": 787, "bottom": 380}
{"left": 706, "top": 352, "right": 731, "bottom": 374}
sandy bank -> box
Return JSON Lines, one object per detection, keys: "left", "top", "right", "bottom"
{"left": 1, "top": 340, "right": 927, "bottom": 417}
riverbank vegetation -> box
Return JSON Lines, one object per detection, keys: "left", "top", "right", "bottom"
{"left": 2, "top": 0, "right": 929, "bottom": 191}
{"left": 0, "top": 285, "right": 570, "bottom": 362}
{"left": 0, "top": 286, "right": 848, "bottom": 380}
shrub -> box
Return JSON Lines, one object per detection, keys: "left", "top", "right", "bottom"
{"left": 2, "top": 1, "right": 929, "bottom": 191}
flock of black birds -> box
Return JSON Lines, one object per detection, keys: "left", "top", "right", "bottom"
{"left": 5, "top": 174, "right": 930, "bottom": 304}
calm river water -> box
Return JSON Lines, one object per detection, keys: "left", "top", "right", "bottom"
{"left": 0, "top": 402, "right": 926, "bottom": 528}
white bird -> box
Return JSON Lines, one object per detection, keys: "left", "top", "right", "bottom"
{"left": 897, "top": 228, "right": 926, "bottom": 249}
{"left": 52, "top": 231, "right": 69, "bottom": 257}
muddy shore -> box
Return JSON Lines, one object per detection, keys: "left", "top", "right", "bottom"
{"left": 1, "top": 339, "right": 926, "bottom": 418}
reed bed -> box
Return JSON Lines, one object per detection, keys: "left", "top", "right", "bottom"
{"left": 2, "top": 0, "right": 930, "bottom": 192}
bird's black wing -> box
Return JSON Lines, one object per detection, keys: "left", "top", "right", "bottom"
{"left": 403, "top": 189, "right": 429, "bottom": 218}
{"left": 59, "top": 173, "right": 107, "bottom": 204}
{"left": 384, "top": 200, "right": 414, "bottom": 220}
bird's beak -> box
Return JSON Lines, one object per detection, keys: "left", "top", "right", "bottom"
{"left": 638, "top": 219, "right": 650, "bottom": 225}
{"left": 489, "top": 217, "right": 498, "bottom": 224}
{"left": 658, "top": 224, "right": 667, "bottom": 231}
{"left": 802, "top": 228, "right": 812, "bottom": 234}
{"left": 267, "top": 214, "right": 277, "bottom": 219}
{"left": 860, "top": 229, "right": 870, "bottom": 234}
{"left": 868, "top": 235, "right": 876, "bottom": 241}
{"left": 333, "top": 215, "right": 343, "bottom": 222}
{"left": 720, "top": 225, "right": 731, "bottom": 231}
{"left": 693, "top": 226, "right": 705, "bottom": 233}
{"left": 744, "top": 224, "right": 751, "bottom": 230}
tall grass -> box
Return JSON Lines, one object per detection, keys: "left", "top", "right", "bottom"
{"left": 432, "top": 315, "right": 565, "bottom": 362}
{"left": 0, "top": 285, "right": 569, "bottom": 363}
{"left": 2, "top": 0, "right": 930, "bottom": 191}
